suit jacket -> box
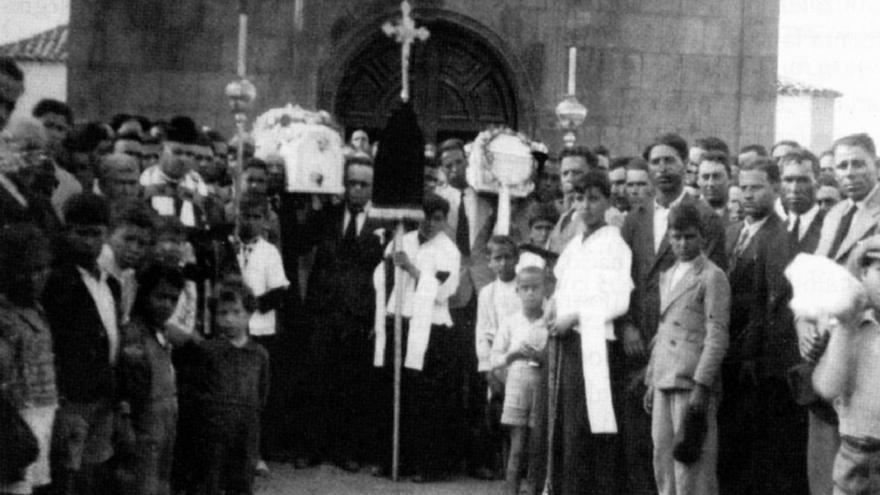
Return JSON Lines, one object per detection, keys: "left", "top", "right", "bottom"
{"left": 792, "top": 208, "right": 826, "bottom": 255}
{"left": 620, "top": 193, "right": 727, "bottom": 351}
{"left": 815, "top": 186, "right": 880, "bottom": 262}
{"left": 0, "top": 175, "right": 62, "bottom": 232}
{"left": 301, "top": 203, "right": 389, "bottom": 326}
{"left": 445, "top": 187, "right": 496, "bottom": 309}
{"left": 727, "top": 214, "right": 798, "bottom": 377}
{"left": 647, "top": 254, "right": 730, "bottom": 391}
{"left": 42, "top": 264, "right": 116, "bottom": 403}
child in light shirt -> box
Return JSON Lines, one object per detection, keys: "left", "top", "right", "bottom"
{"left": 474, "top": 235, "right": 521, "bottom": 478}
{"left": 491, "top": 266, "right": 549, "bottom": 495}
{"left": 813, "top": 236, "right": 880, "bottom": 494}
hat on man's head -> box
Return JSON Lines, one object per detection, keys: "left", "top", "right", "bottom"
{"left": 165, "top": 116, "right": 199, "bottom": 145}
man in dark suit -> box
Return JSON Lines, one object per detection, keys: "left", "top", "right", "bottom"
{"left": 800, "top": 133, "right": 880, "bottom": 494}
{"left": 720, "top": 157, "right": 807, "bottom": 494}
{"left": 293, "top": 155, "right": 389, "bottom": 472}
{"left": 620, "top": 133, "right": 727, "bottom": 495}
{"left": 433, "top": 139, "right": 498, "bottom": 478}
{"left": 780, "top": 149, "right": 826, "bottom": 255}
{"left": 43, "top": 194, "right": 119, "bottom": 495}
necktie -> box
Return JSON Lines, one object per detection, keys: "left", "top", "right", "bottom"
{"left": 790, "top": 215, "right": 801, "bottom": 242}
{"left": 829, "top": 205, "right": 857, "bottom": 259}
{"left": 343, "top": 208, "right": 360, "bottom": 242}
{"left": 456, "top": 191, "right": 471, "bottom": 257}
{"left": 733, "top": 225, "right": 750, "bottom": 257}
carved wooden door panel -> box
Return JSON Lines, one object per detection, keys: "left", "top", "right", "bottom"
{"left": 335, "top": 21, "right": 518, "bottom": 144}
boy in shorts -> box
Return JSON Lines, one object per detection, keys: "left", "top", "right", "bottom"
{"left": 490, "top": 265, "right": 549, "bottom": 495}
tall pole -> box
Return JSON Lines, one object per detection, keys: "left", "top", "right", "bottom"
{"left": 235, "top": 0, "right": 249, "bottom": 196}
{"left": 381, "top": 1, "right": 430, "bottom": 481}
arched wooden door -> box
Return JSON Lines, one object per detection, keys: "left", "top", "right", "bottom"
{"left": 335, "top": 20, "right": 519, "bottom": 145}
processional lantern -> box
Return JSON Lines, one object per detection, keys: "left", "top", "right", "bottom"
{"left": 555, "top": 46, "right": 588, "bottom": 148}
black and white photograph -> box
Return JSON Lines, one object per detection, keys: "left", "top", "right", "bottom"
{"left": 0, "top": 0, "right": 878, "bottom": 494}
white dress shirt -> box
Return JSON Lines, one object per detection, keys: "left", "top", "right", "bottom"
{"left": 669, "top": 259, "right": 695, "bottom": 289}
{"left": 788, "top": 204, "right": 820, "bottom": 241}
{"left": 77, "top": 266, "right": 120, "bottom": 364}
{"left": 490, "top": 311, "right": 549, "bottom": 370}
{"left": 97, "top": 244, "right": 137, "bottom": 325}
{"left": 475, "top": 278, "right": 521, "bottom": 372}
{"left": 237, "top": 237, "right": 290, "bottom": 336}
{"left": 653, "top": 191, "right": 687, "bottom": 252}
{"left": 342, "top": 203, "right": 369, "bottom": 236}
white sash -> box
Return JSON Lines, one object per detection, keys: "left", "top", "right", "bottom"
{"left": 372, "top": 260, "right": 439, "bottom": 371}
{"left": 579, "top": 312, "right": 618, "bottom": 434}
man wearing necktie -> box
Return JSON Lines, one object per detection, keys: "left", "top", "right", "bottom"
{"left": 780, "top": 150, "right": 825, "bottom": 255}
{"left": 435, "top": 138, "right": 499, "bottom": 478}
{"left": 799, "top": 133, "right": 880, "bottom": 495}
{"left": 720, "top": 157, "right": 807, "bottom": 494}
{"left": 294, "top": 155, "right": 389, "bottom": 473}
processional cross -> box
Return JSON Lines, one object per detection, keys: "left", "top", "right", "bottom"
{"left": 382, "top": 1, "right": 430, "bottom": 103}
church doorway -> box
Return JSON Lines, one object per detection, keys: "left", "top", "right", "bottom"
{"left": 334, "top": 20, "right": 520, "bottom": 147}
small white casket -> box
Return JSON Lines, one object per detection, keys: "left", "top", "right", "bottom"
{"left": 253, "top": 104, "right": 345, "bottom": 194}
{"left": 466, "top": 127, "right": 536, "bottom": 235}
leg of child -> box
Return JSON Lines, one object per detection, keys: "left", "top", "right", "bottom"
{"left": 651, "top": 389, "right": 676, "bottom": 495}
{"left": 506, "top": 425, "right": 527, "bottom": 495}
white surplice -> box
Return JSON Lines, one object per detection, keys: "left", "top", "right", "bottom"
{"left": 554, "top": 225, "right": 633, "bottom": 434}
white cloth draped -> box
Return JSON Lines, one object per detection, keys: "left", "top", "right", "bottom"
{"left": 554, "top": 225, "right": 633, "bottom": 434}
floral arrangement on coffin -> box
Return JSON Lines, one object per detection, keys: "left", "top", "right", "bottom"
{"left": 467, "top": 126, "right": 537, "bottom": 235}
{"left": 252, "top": 104, "right": 345, "bottom": 194}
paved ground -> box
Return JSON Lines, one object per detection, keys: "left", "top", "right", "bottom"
{"left": 255, "top": 462, "right": 508, "bottom": 495}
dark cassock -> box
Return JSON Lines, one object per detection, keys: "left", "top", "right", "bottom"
{"left": 548, "top": 225, "right": 633, "bottom": 494}
{"left": 372, "top": 212, "right": 462, "bottom": 480}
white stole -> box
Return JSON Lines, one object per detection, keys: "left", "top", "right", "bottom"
{"left": 372, "top": 240, "right": 441, "bottom": 371}
{"left": 554, "top": 226, "right": 633, "bottom": 434}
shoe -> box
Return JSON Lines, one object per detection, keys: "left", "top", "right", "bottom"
{"left": 255, "top": 459, "right": 270, "bottom": 475}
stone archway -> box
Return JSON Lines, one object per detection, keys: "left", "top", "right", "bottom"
{"left": 325, "top": 13, "right": 529, "bottom": 145}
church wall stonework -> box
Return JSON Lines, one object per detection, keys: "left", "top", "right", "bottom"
{"left": 69, "top": 0, "right": 778, "bottom": 154}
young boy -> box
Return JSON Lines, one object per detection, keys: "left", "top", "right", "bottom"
{"left": 191, "top": 278, "right": 269, "bottom": 495}
{"left": 474, "top": 235, "right": 521, "bottom": 478}
{"left": 117, "top": 265, "right": 186, "bottom": 495}
{"left": 518, "top": 202, "right": 560, "bottom": 275}
{"left": 234, "top": 192, "right": 289, "bottom": 340}
{"left": 374, "top": 193, "right": 460, "bottom": 482}
{"left": 490, "top": 265, "right": 549, "bottom": 495}
{"left": 813, "top": 235, "right": 880, "bottom": 494}
{"left": 645, "top": 202, "right": 730, "bottom": 495}
{"left": 234, "top": 192, "right": 288, "bottom": 468}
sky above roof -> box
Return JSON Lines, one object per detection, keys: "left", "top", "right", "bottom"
{"left": 1, "top": 0, "right": 878, "bottom": 146}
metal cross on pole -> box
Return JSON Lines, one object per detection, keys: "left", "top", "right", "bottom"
{"left": 380, "top": 1, "right": 429, "bottom": 483}
{"left": 382, "top": 0, "right": 430, "bottom": 103}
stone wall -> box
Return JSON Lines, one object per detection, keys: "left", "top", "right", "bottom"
{"left": 69, "top": 0, "right": 779, "bottom": 154}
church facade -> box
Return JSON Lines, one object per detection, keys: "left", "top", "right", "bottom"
{"left": 67, "top": 0, "right": 779, "bottom": 154}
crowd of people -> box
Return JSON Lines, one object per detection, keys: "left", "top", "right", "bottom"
{"left": 0, "top": 51, "right": 878, "bottom": 495}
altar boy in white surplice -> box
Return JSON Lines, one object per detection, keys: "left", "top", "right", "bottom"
{"left": 372, "top": 193, "right": 461, "bottom": 482}
{"left": 548, "top": 169, "right": 633, "bottom": 494}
